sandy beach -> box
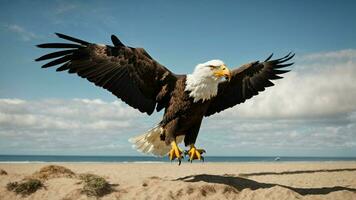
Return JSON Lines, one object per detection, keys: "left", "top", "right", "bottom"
{"left": 0, "top": 162, "right": 356, "bottom": 200}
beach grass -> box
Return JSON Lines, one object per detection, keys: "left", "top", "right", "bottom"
{"left": 79, "top": 173, "right": 113, "bottom": 197}
{"left": 31, "top": 165, "right": 75, "bottom": 180}
{"left": 0, "top": 169, "right": 7, "bottom": 175}
{"left": 6, "top": 179, "right": 43, "bottom": 196}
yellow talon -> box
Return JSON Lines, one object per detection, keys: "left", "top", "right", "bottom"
{"left": 187, "top": 144, "right": 206, "bottom": 162}
{"left": 168, "top": 141, "right": 183, "bottom": 165}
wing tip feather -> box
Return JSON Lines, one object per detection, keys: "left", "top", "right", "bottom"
{"left": 55, "top": 32, "right": 90, "bottom": 45}
{"left": 264, "top": 53, "right": 274, "bottom": 62}
{"left": 111, "top": 35, "right": 125, "bottom": 47}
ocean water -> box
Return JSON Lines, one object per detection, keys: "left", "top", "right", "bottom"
{"left": 0, "top": 155, "right": 355, "bottom": 163}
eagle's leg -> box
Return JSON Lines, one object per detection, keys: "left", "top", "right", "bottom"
{"left": 168, "top": 140, "right": 183, "bottom": 165}
{"left": 186, "top": 144, "right": 206, "bottom": 162}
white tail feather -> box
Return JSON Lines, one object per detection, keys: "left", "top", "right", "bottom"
{"left": 129, "top": 125, "right": 184, "bottom": 157}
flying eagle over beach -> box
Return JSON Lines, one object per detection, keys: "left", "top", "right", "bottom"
{"left": 35, "top": 33, "right": 294, "bottom": 164}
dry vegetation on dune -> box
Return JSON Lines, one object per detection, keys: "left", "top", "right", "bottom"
{"left": 5, "top": 165, "right": 114, "bottom": 198}
{"left": 79, "top": 173, "right": 114, "bottom": 197}
{"left": 6, "top": 179, "right": 44, "bottom": 196}
{"left": 0, "top": 169, "right": 8, "bottom": 175}
{"left": 30, "top": 165, "right": 76, "bottom": 180}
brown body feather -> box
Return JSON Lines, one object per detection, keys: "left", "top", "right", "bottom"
{"left": 161, "top": 77, "right": 211, "bottom": 145}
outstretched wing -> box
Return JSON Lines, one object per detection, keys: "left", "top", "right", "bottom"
{"left": 35, "top": 33, "right": 177, "bottom": 115}
{"left": 205, "top": 53, "right": 294, "bottom": 116}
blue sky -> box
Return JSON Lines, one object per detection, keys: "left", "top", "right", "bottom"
{"left": 0, "top": 0, "right": 356, "bottom": 156}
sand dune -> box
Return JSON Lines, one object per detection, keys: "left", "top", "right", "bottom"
{"left": 1, "top": 162, "right": 356, "bottom": 200}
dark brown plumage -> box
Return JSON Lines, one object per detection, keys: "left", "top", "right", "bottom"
{"left": 35, "top": 33, "right": 294, "bottom": 161}
{"left": 36, "top": 33, "right": 176, "bottom": 115}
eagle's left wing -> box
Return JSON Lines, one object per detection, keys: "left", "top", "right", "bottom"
{"left": 205, "top": 53, "right": 294, "bottom": 116}
{"left": 35, "top": 33, "right": 177, "bottom": 115}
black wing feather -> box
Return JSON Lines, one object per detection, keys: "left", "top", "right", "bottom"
{"left": 55, "top": 33, "right": 90, "bottom": 45}
{"left": 37, "top": 43, "right": 83, "bottom": 48}
{"left": 56, "top": 63, "right": 71, "bottom": 71}
{"left": 35, "top": 49, "right": 74, "bottom": 61}
{"left": 41, "top": 55, "right": 72, "bottom": 68}
{"left": 35, "top": 33, "right": 177, "bottom": 115}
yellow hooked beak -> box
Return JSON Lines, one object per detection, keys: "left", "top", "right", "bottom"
{"left": 213, "top": 64, "right": 231, "bottom": 81}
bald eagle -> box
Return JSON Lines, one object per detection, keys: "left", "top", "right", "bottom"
{"left": 35, "top": 33, "right": 294, "bottom": 164}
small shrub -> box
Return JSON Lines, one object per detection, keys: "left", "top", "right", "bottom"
{"left": 6, "top": 182, "right": 18, "bottom": 191}
{"left": 79, "top": 173, "right": 112, "bottom": 197}
{"left": 0, "top": 169, "right": 8, "bottom": 175}
{"left": 31, "top": 165, "right": 75, "bottom": 180}
{"left": 6, "top": 179, "right": 43, "bottom": 196}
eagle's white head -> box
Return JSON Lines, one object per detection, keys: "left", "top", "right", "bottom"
{"left": 185, "top": 59, "right": 231, "bottom": 102}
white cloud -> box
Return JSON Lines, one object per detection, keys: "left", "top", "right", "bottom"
{"left": 299, "top": 49, "right": 356, "bottom": 61}
{"left": 0, "top": 98, "right": 148, "bottom": 155}
{"left": 6, "top": 24, "right": 39, "bottom": 41}
{"left": 0, "top": 98, "right": 141, "bottom": 131}
{"left": 197, "top": 118, "right": 356, "bottom": 157}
